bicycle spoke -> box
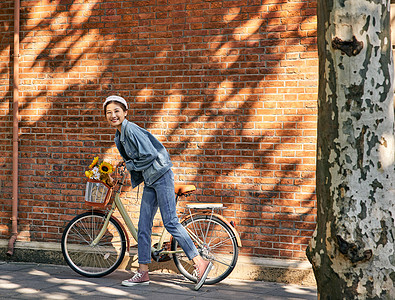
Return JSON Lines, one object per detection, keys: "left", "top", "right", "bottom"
{"left": 172, "top": 215, "right": 238, "bottom": 285}
{"left": 208, "top": 236, "right": 234, "bottom": 251}
{"left": 208, "top": 252, "right": 235, "bottom": 267}
{"left": 185, "top": 227, "right": 205, "bottom": 246}
{"left": 62, "top": 212, "right": 126, "bottom": 277}
{"left": 71, "top": 224, "right": 93, "bottom": 245}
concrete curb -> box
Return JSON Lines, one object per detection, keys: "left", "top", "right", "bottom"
{"left": 0, "top": 240, "right": 316, "bottom": 286}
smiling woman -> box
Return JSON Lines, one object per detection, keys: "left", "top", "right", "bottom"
{"left": 104, "top": 102, "right": 128, "bottom": 131}
{"left": 102, "top": 95, "right": 212, "bottom": 290}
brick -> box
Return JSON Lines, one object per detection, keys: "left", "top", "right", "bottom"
{"left": 0, "top": 0, "right": 319, "bottom": 262}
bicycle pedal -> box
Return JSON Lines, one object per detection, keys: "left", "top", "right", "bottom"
{"left": 151, "top": 242, "right": 172, "bottom": 262}
{"left": 159, "top": 254, "right": 172, "bottom": 262}
{"left": 151, "top": 251, "right": 172, "bottom": 262}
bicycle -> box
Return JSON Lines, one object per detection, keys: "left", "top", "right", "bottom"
{"left": 61, "top": 165, "right": 241, "bottom": 285}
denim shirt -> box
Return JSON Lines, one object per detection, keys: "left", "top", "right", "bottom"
{"left": 114, "top": 119, "right": 172, "bottom": 188}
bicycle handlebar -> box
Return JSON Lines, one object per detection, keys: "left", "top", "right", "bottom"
{"left": 113, "top": 163, "right": 128, "bottom": 193}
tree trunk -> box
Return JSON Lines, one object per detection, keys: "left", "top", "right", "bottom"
{"left": 306, "top": 0, "right": 395, "bottom": 299}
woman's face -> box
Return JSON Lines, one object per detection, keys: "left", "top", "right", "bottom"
{"left": 105, "top": 102, "right": 127, "bottom": 130}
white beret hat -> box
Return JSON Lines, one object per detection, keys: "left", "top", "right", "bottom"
{"left": 103, "top": 95, "right": 128, "bottom": 110}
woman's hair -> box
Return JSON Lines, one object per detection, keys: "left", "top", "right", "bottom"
{"left": 104, "top": 100, "right": 127, "bottom": 113}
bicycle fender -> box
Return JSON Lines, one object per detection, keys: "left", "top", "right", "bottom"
{"left": 180, "top": 213, "right": 242, "bottom": 247}
{"left": 88, "top": 210, "right": 131, "bottom": 252}
{"left": 111, "top": 215, "right": 131, "bottom": 252}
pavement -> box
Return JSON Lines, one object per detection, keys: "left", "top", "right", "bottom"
{"left": 0, "top": 261, "right": 317, "bottom": 300}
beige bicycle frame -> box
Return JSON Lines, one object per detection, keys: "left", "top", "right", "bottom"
{"left": 90, "top": 183, "right": 183, "bottom": 256}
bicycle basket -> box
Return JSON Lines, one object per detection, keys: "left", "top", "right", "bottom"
{"left": 85, "top": 179, "right": 113, "bottom": 208}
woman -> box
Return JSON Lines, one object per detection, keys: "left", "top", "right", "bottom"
{"left": 103, "top": 95, "right": 212, "bottom": 291}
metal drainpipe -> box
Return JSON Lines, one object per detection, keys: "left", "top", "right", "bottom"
{"left": 7, "top": 0, "right": 20, "bottom": 256}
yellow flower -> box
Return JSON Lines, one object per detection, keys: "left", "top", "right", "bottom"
{"left": 89, "top": 156, "right": 99, "bottom": 169}
{"left": 85, "top": 170, "right": 93, "bottom": 178}
{"left": 99, "top": 161, "right": 113, "bottom": 174}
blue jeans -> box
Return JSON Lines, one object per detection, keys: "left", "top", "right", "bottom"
{"left": 137, "top": 169, "right": 199, "bottom": 264}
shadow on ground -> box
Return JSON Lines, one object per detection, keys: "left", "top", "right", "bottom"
{"left": 0, "top": 261, "right": 317, "bottom": 300}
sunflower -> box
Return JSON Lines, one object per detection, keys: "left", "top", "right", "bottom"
{"left": 99, "top": 161, "right": 113, "bottom": 175}
{"left": 85, "top": 170, "right": 93, "bottom": 178}
{"left": 89, "top": 156, "right": 99, "bottom": 169}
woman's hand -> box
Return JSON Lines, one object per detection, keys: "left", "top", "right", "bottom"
{"left": 117, "top": 161, "right": 125, "bottom": 168}
{"left": 106, "top": 174, "right": 115, "bottom": 186}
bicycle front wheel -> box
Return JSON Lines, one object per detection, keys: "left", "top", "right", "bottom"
{"left": 171, "top": 214, "right": 239, "bottom": 284}
{"left": 61, "top": 211, "right": 126, "bottom": 277}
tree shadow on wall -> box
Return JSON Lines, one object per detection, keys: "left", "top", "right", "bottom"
{"left": 129, "top": 0, "right": 318, "bottom": 258}
{"left": 0, "top": 0, "right": 317, "bottom": 259}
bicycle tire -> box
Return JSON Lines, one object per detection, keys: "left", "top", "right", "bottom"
{"left": 171, "top": 214, "right": 239, "bottom": 284}
{"left": 61, "top": 211, "right": 126, "bottom": 277}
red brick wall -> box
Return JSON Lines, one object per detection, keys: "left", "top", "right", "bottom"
{"left": 0, "top": 0, "right": 317, "bottom": 260}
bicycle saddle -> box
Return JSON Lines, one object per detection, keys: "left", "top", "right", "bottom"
{"left": 174, "top": 184, "right": 196, "bottom": 196}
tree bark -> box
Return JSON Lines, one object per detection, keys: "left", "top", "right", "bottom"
{"left": 307, "top": 0, "right": 395, "bottom": 299}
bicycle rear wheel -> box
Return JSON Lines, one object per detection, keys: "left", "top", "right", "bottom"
{"left": 61, "top": 211, "right": 126, "bottom": 277}
{"left": 171, "top": 214, "right": 239, "bottom": 284}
